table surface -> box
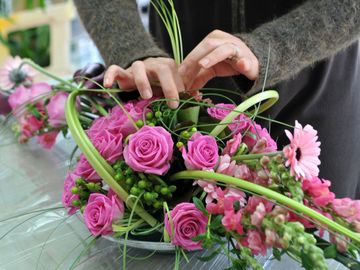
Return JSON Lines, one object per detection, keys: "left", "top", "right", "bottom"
{"left": 0, "top": 122, "right": 347, "bottom": 270}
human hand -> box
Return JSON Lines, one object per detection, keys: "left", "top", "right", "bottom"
{"left": 104, "top": 57, "right": 184, "bottom": 109}
{"left": 179, "top": 30, "right": 259, "bottom": 91}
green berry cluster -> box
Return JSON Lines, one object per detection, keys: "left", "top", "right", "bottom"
{"left": 261, "top": 155, "right": 304, "bottom": 202}
{"left": 113, "top": 161, "right": 177, "bottom": 212}
{"left": 71, "top": 177, "right": 103, "bottom": 212}
{"left": 263, "top": 216, "right": 328, "bottom": 270}
{"left": 135, "top": 111, "right": 158, "bottom": 128}
{"left": 151, "top": 102, "right": 176, "bottom": 126}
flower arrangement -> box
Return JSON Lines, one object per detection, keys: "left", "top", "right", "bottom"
{"left": 1, "top": 1, "right": 360, "bottom": 269}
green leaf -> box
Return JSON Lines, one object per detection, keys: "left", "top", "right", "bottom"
{"left": 193, "top": 197, "right": 207, "bottom": 215}
{"left": 272, "top": 248, "right": 282, "bottom": 261}
{"left": 300, "top": 250, "right": 313, "bottom": 270}
{"left": 210, "top": 215, "right": 223, "bottom": 229}
{"left": 323, "top": 244, "right": 337, "bottom": 259}
{"left": 197, "top": 247, "right": 221, "bottom": 262}
{"left": 31, "top": 107, "right": 41, "bottom": 120}
{"left": 177, "top": 106, "right": 200, "bottom": 125}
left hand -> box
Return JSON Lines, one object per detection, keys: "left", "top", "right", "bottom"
{"left": 179, "top": 30, "right": 259, "bottom": 91}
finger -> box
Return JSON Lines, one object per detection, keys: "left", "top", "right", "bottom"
{"left": 198, "top": 43, "right": 244, "bottom": 69}
{"left": 187, "top": 68, "right": 216, "bottom": 91}
{"left": 234, "top": 58, "right": 259, "bottom": 80}
{"left": 155, "top": 67, "right": 180, "bottom": 109}
{"left": 104, "top": 65, "right": 134, "bottom": 90}
{"left": 179, "top": 38, "right": 223, "bottom": 88}
{"left": 131, "top": 61, "right": 153, "bottom": 99}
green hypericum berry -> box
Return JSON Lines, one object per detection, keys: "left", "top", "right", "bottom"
{"left": 130, "top": 187, "right": 140, "bottom": 195}
{"left": 70, "top": 187, "right": 79, "bottom": 194}
{"left": 160, "top": 187, "right": 169, "bottom": 195}
{"left": 136, "top": 119, "right": 144, "bottom": 127}
{"left": 190, "top": 127, "right": 197, "bottom": 132}
{"left": 125, "top": 167, "right": 133, "bottom": 175}
{"left": 114, "top": 173, "right": 123, "bottom": 181}
{"left": 87, "top": 182, "right": 96, "bottom": 190}
{"left": 154, "top": 185, "right": 161, "bottom": 193}
{"left": 182, "top": 131, "right": 190, "bottom": 138}
{"left": 176, "top": 141, "right": 184, "bottom": 148}
{"left": 144, "top": 192, "right": 154, "bottom": 201}
{"left": 146, "top": 111, "right": 154, "bottom": 120}
{"left": 76, "top": 178, "right": 85, "bottom": 186}
{"left": 153, "top": 201, "right": 162, "bottom": 209}
{"left": 125, "top": 177, "right": 134, "bottom": 186}
{"left": 155, "top": 111, "right": 162, "bottom": 118}
{"left": 72, "top": 200, "right": 81, "bottom": 207}
{"left": 169, "top": 185, "right": 177, "bottom": 192}
{"left": 138, "top": 180, "right": 147, "bottom": 189}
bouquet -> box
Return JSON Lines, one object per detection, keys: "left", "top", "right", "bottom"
{"left": 1, "top": 1, "right": 360, "bottom": 269}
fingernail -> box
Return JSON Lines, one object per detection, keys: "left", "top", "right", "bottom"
{"left": 169, "top": 100, "right": 179, "bottom": 109}
{"left": 104, "top": 78, "right": 110, "bottom": 86}
{"left": 199, "top": 58, "right": 209, "bottom": 67}
{"left": 143, "top": 89, "right": 153, "bottom": 99}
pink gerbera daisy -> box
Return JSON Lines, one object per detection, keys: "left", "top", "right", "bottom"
{"left": 283, "top": 121, "right": 321, "bottom": 180}
{"left": 0, "top": 56, "right": 36, "bottom": 90}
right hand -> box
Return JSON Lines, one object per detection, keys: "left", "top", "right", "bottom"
{"left": 104, "top": 57, "right": 185, "bottom": 109}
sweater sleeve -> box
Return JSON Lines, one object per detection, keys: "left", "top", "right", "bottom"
{"left": 235, "top": 0, "right": 360, "bottom": 95}
{"left": 73, "top": 0, "right": 168, "bottom": 67}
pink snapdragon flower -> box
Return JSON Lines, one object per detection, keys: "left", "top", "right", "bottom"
{"left": 222, "top": 209, "right": 244, "bottom": 235}
{"left": 37, "top": 131, "right": 59, "bottom": 149}
{"left": 0, "top": 56, "right": 36, "bottom": 89}
{"left": 240, "top": 230, "right": 267, "bottom": 256}
{"left": 47, "top": 91, "right": 69, "bottom": 127}
{"left": 124, "top": 126, "right": 173, "bottom": 175}
{"left": 283, "top": 121, "right": 321, "bottom": 180}
{"left": 223, "top": 133, "right": 242, "bottom": 156}
{"left": 242, "top": 123, "right": 277, "bottom": 153}
{"left": 164, "top": 203, "right": 208, "bottom": 251}
{"left": 302, "top": 177, "right": 335, "bottom": 207}
{"left": 206, "top": 187, "right": 245, "bottom": 214}
{"left": 332, "top": 198, "right": 360, "bottom": 222}
{"left": 181, "top": 132, "right": 219, "bottom": 170}
{"left": 83, "top": 193, "right": 124, "bottom": 236}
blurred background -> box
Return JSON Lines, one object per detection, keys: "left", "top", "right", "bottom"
{"left": 0, "top": 0, "right": 150, "bottom": 79}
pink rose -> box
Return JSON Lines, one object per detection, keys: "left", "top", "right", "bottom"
{"left": 332, "top": 198, "right": 360, "bottom": 222}
{"left": 76, "top": 128, "right": 123, "bottom": 181}
{"left": 62, "top": 172, "right": 80, "bottom": 215}
{"left": 37, "top": 131, "right": 59, "bottom": 149}
{"left": 47, "top": 91, "right": 69, "bottom": 127}
{"left": 107, "top": 99, "right": 152, "bottom": 137}
{"left": 87, "top": 116, "right": 110, "bottom": 138}
{"left": 84, "top": 193, "right": 125, "bottom": 236}
{"left": 89, "top": 129, "right": 123, "bottom": 164}
{"left": 164, "top": 202, "right": 208, "bottom": 251}
{"left": 74, "top": 154, "right": 101, "bottom": 182}
{"left": 181, "top": 132, "right": 219, "bottom": 170}
{"left": 124, "top": 126, "right": 173, "bottom": 175}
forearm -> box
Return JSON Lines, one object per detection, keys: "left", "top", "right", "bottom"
{"left": 74, "top": 0, "right": 168, "bottom": 67}
{"left": 236, "top": 0, "right": 360, "bottom": 94}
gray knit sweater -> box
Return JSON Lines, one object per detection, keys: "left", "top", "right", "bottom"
{"left": 74, "top": 0, "right": 360, "bottom": 95}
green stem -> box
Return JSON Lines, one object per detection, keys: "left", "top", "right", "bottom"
{"left": 170, "top": 170, "right": 360, "bottom": 243}
{"left": 65, "top": 91, "right": 159, "bottom": 228}
{"left": 232, "top": 151, "right": 283, "bottom": 161}
{"left": 20, "top": 59, "right": 75, "bottom": 89}
{"left": 210, "top": 90, "right": 279, "bottom": 137}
